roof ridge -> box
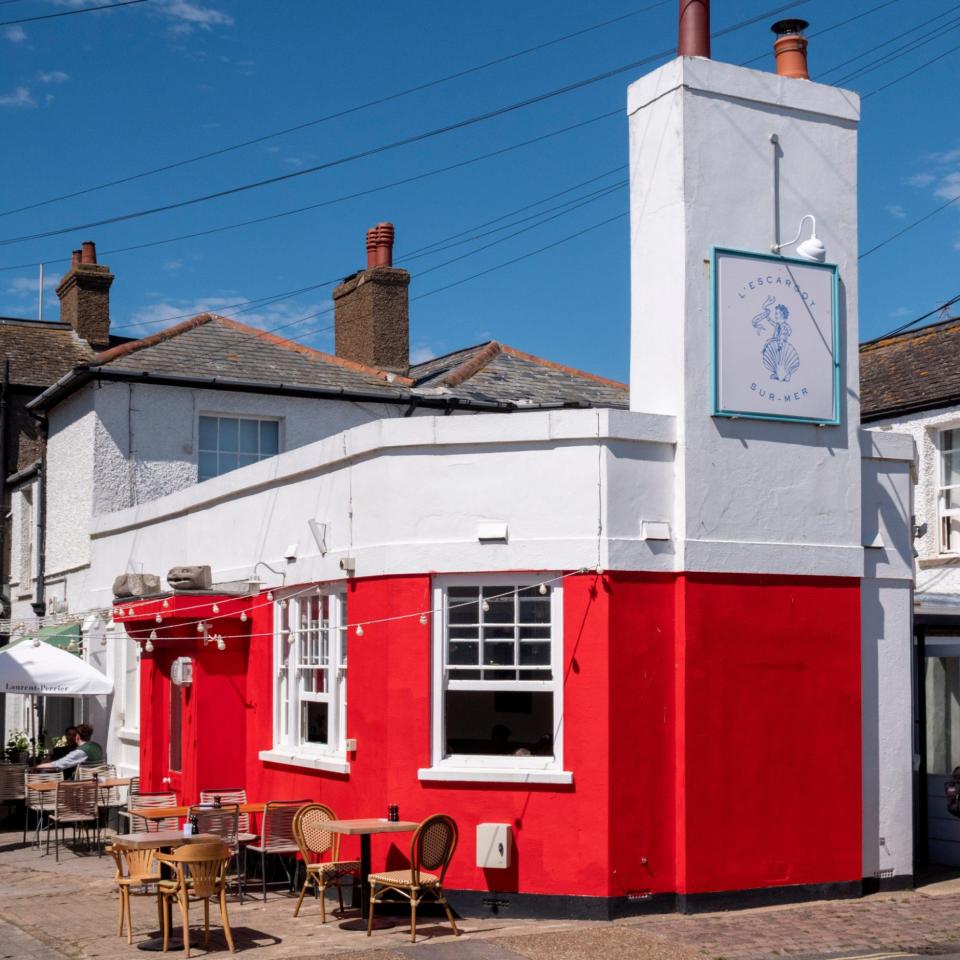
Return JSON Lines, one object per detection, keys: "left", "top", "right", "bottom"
{"left": 499, "top": 343, "right": 628, "bottom": 389}
{"left": 215, "top": 315, "right": 415, "bottom": 385}
{"left": 861, "top": 314, "right": 960, "bottom": 351}
{"left": 93, "top": 313, "right": 216, "bottom": 365}
{"left": 442, "top": 341, "right": 502, "bottom": 386}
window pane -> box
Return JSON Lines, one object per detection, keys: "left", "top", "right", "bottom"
{"left": 219, "top": 418, "right": 238, "bottom": 452}
{"left": 483, "top": 641, "right": 515, "bottom": 666}
{"left": 519, "top": 642, "right": 550, "bottom": 666}
{"left": 519, "top": 597, "right": 551, "bottom": 624}
{"left": 482, "top": 587, "right": 514, "bottom": 624}
{"left": 945, "top": 517, "right": 960, "bottom": 553}
{"left": 444, "top": 690, "right": 553, "bottom": 757}
{"left": 448, "top": 626, "right": 479, "bottom": 640}
{"left": 238, "top": 454, "right": 258, "bottom": 468}
{"left": 945, "top": 430, "right": 960, "bottom": 454}
{"left": 218, "top": 452, "right": 238, "bottom": 475}
{"left": 238, "top": 419, "right": 259, "bottom": 454}
{"left": 260, "top": 420, "right": 279, "bottom": 456}
{"left": 448, "top": 640, "right": 479, "bottom": 665}
{"left": 302, "top": 701, "right": 329, "bottom": 745}
{"left": 519, "top": 626, "right": 550, "bottom": 640}
{"left": 448, "top": 587, "right": 480, "bottom": 624}
{"left": 301, "top": 669, "right": 327, "bottom": 695}
{"left": 947, "top": 488, "right": 960, "bottom": 511}
{"left": 945, "top": 452, "right": 960, "bottom": 486}
{"left": 198, "top": 416, "right": 217, "bottom": 450}
{"left": 198, "top": 451, "right": 218, "bottom": 481}
{"left": 484, "top": 626, "right": 514, "bottom": 641}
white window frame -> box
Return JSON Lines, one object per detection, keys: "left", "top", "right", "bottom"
{"left": 260, "top": 585, "right": 349, "bottom": 774}
{"left": 197, "top": 413, "right": 282, "bottom": 482}
{"left": 939, "top": 427, "right": 960, "bottom": 554}
{"left": 419, "top": 573, "right": 572, "bottom": 786}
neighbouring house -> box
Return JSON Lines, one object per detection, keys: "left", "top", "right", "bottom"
{"left": 52, "top": 16, "right": 917, "bottom": 917}
{"left": 861, "top": 316, "right": 960, "bottom": 869}
{"left": 6, "top": 225, "right": 628, "bottom": 773}
{"left": 1, "top": 241, "right": 133, "bottom": 742}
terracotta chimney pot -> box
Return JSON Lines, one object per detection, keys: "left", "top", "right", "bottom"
{"left": 375, "top": 222, "right": 394, "bottom": 267}
{"left": 80, "top": 240, "right": 97, "bottom": 264}
{"left": 366, "top": 228, "right": 378, "bottom": 269}
{"left": 772, "top": 19, "right": 810, "bottom": 80}
{"left": 70, "top": 249, "right": 81, "bottom": 271}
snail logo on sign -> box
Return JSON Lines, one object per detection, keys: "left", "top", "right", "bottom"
{"left": 712, "top": 248, "right": 840, "bottom": 425}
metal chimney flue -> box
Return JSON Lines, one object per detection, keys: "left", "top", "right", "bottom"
{"left": 678, "top": 0, "right": 710, "bottom": 58}
{"left": 772, "top": 19, "right": 810, "bottom": 80}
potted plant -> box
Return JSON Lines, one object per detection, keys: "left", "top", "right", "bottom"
{"left": 5, "top": 730, "right": 28, "bottom": 764}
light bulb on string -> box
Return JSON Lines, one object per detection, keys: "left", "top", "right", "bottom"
{"left": 149, "top": 630, "right": 158, "bottom": 641}
{"left": 280, "top": 599, "right": 288, "bottom": 610}
{"left": 155, "top": 613, "right": 163, "bottom": 623}
{"left": 216, "top": 636, "right": 226, "bottom": 652}
{"left": 356, "top": 624, "right": 364, "bottom": 637}
{"left": 283, "top": 629, "right": 294, "bottom": 645}
{"left": 162, "top": 598, "right": 170, "bottom": 609}
{"left": 595, "top": 565, "right": 604, "bottom": 575}
{"left": 212, "top": 603, "right": 220, "bottom": 614}
{"left": 538, "top": 583, "right": 548, "bottom": 595}
{"left": 197, "top": 622, "right": 205, "bottom": 633}
{"left": 482, "top": 600, "right": 490, "bottom": 613}
{"left": 144, "top": 639, "right": 154, "bottom": 653}
{"left": 267, "top": 591, "right": 274, "bottom": 602}
{"left": 419, "top": 613, "right": 428, "bottom": 625}
{"left": 240, "top": 611, "right": 247, "bottom": 622}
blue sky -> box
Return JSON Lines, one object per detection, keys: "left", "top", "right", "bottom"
{"left": 1, "top": 0, "right": 958, "bottom": 382}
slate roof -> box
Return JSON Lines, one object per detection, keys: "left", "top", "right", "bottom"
{"left": 30, "top": 313, "right": 628, "bottom": 412}
{"left": 0, "top": 317, "right": 98, "bottom": 389}
{"left": 860, "top": 316, "right": 960, "bottom": 422}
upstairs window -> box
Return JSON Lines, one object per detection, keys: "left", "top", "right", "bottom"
{"left": 198, "top": 415, "right": 280, "bottom": 482}
{"left": 940, "top": 428, "right": 960, "bottom": 553}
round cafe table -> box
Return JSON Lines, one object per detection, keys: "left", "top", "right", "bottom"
{"left": 321, "top": 818, "right": 418, "bottom": 930}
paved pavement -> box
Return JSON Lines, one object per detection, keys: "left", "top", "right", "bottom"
{"left": 3, "top": 828, "right": 960, "bottom": 960}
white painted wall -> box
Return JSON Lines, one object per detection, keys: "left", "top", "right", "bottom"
{"left": 628, "top": 58, "right": 862, "bottom": 577}
{"left": 861, "top": 428, "right": 916, "bottom": 882}
{"left": 867, "top": 405, "right": 960, "bottom": 609}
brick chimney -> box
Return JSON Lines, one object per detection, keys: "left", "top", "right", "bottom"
{"left": 56, "top": 240, "right": 113, "bottom": 348}
{"left": 333, "top": 222, "right": 410, "bottom": 374}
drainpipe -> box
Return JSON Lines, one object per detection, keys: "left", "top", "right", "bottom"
{"left": 28, "top": 409, "right": 47, "bottom": 618}
{"left": 678, "top": 0, "right": 710, "bottom": 58}
{"left": 0, "top": 359, "right": 8, "bottom": 631}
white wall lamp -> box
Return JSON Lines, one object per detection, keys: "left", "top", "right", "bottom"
{"left": 771, "top": 214, "right": 826, "bottom": 262}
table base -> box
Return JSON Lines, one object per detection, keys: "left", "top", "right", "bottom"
{"left": 338, "top": 916, "right": 396, "bottom": 931}
{"left": 137, "top": 938, "right": 183, "bottom": 952}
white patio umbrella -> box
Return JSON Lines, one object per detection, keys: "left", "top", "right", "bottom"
{"left": 0, "top": 638, "right": 113, "bottom": 696}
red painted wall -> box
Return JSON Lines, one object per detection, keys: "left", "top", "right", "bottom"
{"left": 673, "top": 574, "right": 862, "bottom": 894}
{"left": 133, "top": 571, "right": 862, "bottom": 902}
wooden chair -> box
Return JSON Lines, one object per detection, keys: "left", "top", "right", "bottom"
{"left": 189, "top": 804, "right": 243, "bottom": 901}
{"left": 107, "top": 843, "right": 162, "bottom": 944}
{"left": 117, "top": 776, "right": 141, "bottom": 834}
{"left": 128, "top": 791, "right": 178, "bottom": 833}
{"left": 155, "top": 841, "right": 235, "bottom": 957}
{"left": 24, "top": 770, "right": 62, "bottom": 844}
{"left": 79, "top": 762, "right": 119, "bottom": 845}
{"left": 291, "top": 803, "right": 359, "bottom": 922}
{"left": 367, "top": 814, "right": 460, "bottom": 943}
{"left": 245, "top": 800, "right": 308, "bottom": 901}
{"left": 45, "top": 780, "right": 99, "bottom": 861}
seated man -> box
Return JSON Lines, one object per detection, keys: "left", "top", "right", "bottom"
{"left": 36, "top": 722, "right": 103, "bottom": 776}
{"left": 50, "top": 725, "right": 79, "bottom": 762}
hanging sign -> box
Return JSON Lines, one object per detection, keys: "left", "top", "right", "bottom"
{"left": 712, "top": 248, "right": 840, "bottom": 425}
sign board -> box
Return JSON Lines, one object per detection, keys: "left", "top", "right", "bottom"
{"left": 712, "top": 248, "right": 840, "bottom": 425}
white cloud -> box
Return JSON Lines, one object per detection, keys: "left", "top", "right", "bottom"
{"left": 0, "top": 87, "right": 35, "bottom": 109}
{"left": 160, "top": 0, "right": 233, "bottom": 33}
{"left": 3, "top": 26, "right": 26, "bottom": 43}
{"left": 37, "top": 71, "right": 69, "bottom": 85}
{"left": 7, "top": 274, "right": 62, "bottom": 297}
{"left": 889, "top": 307, "right": 913, "bottom": 319}
{"left": 885, "top": 204, "right": 906, "bottom": 219}
{"left": 410, "top": 344, "right": 438, "bottom": 364}
{"left": 162, "top": 260, "right": 184, "bottom": 272}
{"left": 123, "top": 295, "right": 335, "bottom": 347}
{"left": 935, "top": 171, "right": 960, "bottom": 201}
{"left": 908, "top": 172, "right": 935, "bottom": 188}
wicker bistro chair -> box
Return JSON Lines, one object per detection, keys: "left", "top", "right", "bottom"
{"left": 128, "top": 791, "right": 178, "bottom": 833}
{"left": 24, "top": 770, "right": 63, "bottom": 844}
{"left": 246, "top": 800, "right": 309, "bottom": 902}
{"left": 155, "top": 841, "right": 235, "bottom": 957}
{"left": 107, "top": 843, "right": 163, "bottom": 944}
{"left": 189, "top": 804, "right": 243, "bottom": 901}
{"left": 45, "top": 780, "right": 100, "bottom": 861}
{"left": 0, "top": 763, "right": 26, "bottom": 820}
{"left": 291, "top": 803, "right": 360, "bottom": 922}
{"left": 367, "top": 814, "right": 460, "bottom": 943}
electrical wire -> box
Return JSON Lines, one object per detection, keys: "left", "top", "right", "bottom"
{"left": 0, "top": 1, "right": 670, "bottom": 219}
{"left": 861, "top": 38, "right": 960, "bottom": 98}
{"left": 859, "top": 193, "right": 960, "bottom": 261}
{"left": 861, "top": 293, "right": 960, "bottom": 344}
{"left": 0, "top": 0, "right": 151, "bottom": 27}
{"left": 0, "top": 1, "right": 808, "bottom": 248}
{"left": 0, "top": 111, "right": 624, "bottom": 277}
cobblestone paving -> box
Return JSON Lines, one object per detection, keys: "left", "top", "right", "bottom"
{"left": 3, "top": 831, "right": 960, "bottom": 960}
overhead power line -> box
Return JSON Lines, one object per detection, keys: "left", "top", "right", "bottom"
{"left": 0, "top": 0, "right": 808, "bottom": 248}
{"left": 0, "top": 0, "right": 151, "bottom": 27}
{"left": 859, "top": 193, "right": 960, "bottom": 260}
{"left": 862, "top": 293, "right": 960, "bottom": 344}
{"left": 0, "top": 0, "right": 671, "bottom": 219}
{"left": 862, "top": 37, "right": 960, "bottom": 97}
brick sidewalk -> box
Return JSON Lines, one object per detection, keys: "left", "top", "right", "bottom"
{"left": 3, "top": 831, "right": 960, "bottom": 960}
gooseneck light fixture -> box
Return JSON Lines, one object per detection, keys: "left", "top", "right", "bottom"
{"left": 771, "top": 214, "right": 826, "bottom": 262}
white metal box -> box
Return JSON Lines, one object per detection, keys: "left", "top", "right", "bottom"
{"left": 476, "top": 823, "right": 511, "bottom": 869}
